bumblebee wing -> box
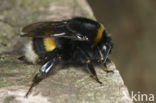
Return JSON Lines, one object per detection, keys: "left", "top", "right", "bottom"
{"left": 21, "top": 20, "right": 89, "bottom": 41}
{"left": 21, "top": 21, "right": 88, "bottom": 41}
{"left": 21, "top": 21, "right": 64, "bottom": 37}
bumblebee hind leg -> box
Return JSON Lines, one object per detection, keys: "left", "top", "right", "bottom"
{"left": 25, "top": 57, "right": 59, "bottom": 97}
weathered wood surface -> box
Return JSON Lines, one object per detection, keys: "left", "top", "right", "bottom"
{"left": 0, "top": 0, "right": 133, "bottom": 103}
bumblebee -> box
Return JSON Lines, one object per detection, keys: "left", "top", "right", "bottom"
{"left": 21, "top": 17, "right": 113, "bottom": 97}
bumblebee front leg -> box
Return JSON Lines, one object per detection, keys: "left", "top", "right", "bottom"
{"left": 25, "top": 57, "right": 59, "bottom": 97}
{"left": 77, "top": 47, "right": 102, "bottom": 84}
{"left": 103, "top": 58, "right": 114, "bottom": 73}
{"left": 97, "top": 47, "right": 113, "bottom": 73}
{"left": 87, "top": 60, "right": 102, "bottom": 84}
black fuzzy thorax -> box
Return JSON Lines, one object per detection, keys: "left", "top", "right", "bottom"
{"left": 56, "top": 39, "right": 100, "bottom": 64}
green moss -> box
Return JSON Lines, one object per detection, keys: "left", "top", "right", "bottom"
{"left": 50, "top": 0, "right": 72, "bottom": 7}
{"left": 0, "top": 80, "right": 6, "bottom": 86}
{"left": 4, "top": 95, "right": 15, "bottom": 103}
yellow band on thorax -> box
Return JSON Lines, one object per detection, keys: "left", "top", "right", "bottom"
{"left": 43, "top": 38, "right": 56, "bottom": 51}
{"left": 94, "top": 23, "right": 104, "bottom": 44}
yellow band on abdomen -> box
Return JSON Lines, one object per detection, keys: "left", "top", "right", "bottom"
{"left": 43, "top": 38, "right": 56, "bottom": 51}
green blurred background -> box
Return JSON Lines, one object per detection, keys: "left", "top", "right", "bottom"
{"left": 88, "top": 0, "right": 156, "bottom": 96}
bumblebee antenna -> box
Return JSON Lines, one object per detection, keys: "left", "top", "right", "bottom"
{"left": 102, "top": 45, "right": 112, "bottom": 64}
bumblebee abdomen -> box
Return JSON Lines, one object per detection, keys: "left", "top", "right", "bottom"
{"left": 33, "top": 37, "right": 56, "bottom": 56}
{"left": 24, "top": 37, "right": 57, "bottom": 64}
{"left": 24, "top": 40, "right": 39, "bottom": 64}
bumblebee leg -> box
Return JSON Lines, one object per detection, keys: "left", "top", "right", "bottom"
{"left": 18, "top": 56, "right": 25, "bottom": 61}
{"left": 87, "top": 61, "right": 102, "bottom": 84}
{"left": 25, "top": 72, "right": 43, "bottom": 97}
{"left": 25, "top": 57, "right": 59, "bottom": 97}
{"left": 103, "top": 58, "right": 114, "bottom": 73}
{"left": 97, "top": 47, "right": 113, "bottom": 73}
{"left": 77, "top": 47, "right": 102, "bottom": 84}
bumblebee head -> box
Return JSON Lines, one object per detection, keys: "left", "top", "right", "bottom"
{"left": 98, "top": 30, "right": 113, "bottom": 55}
